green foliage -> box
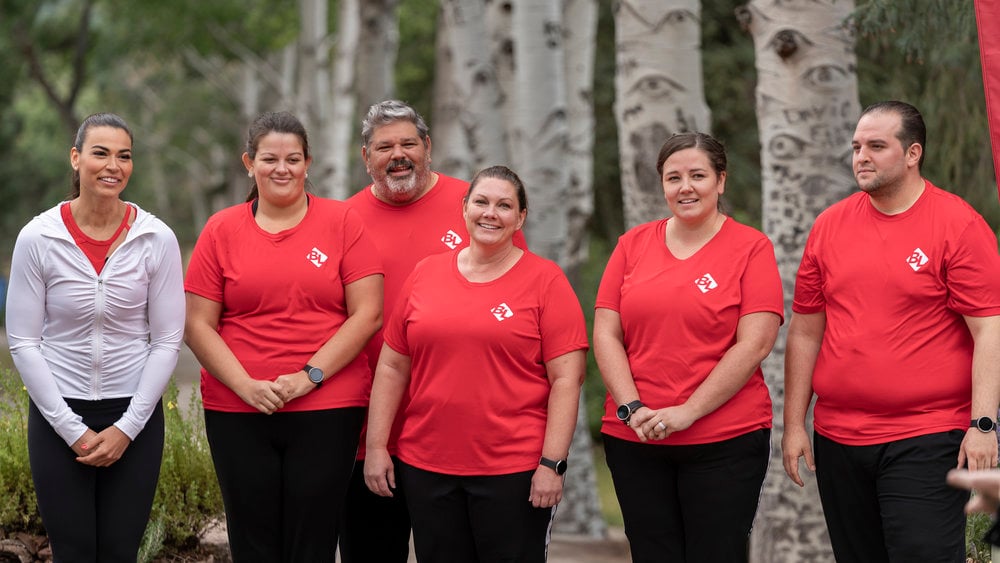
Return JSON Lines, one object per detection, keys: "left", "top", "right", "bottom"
{"left": 149, "top": 383, "right": 224, "bottom": 553}
{"left": 0, "top": 368, "right": 222, "bottom": 558}
{"left": 395, "top": 0, "right": 438, "bottom": 122}
{"left": 582, "top": 236, "right": 612, "bottom": 438}
{"left": 965, "top": 511, "right": 993, "bottom": 563}
{"left": 0, "top": 369, "right": 42, "bottom": 534}
{"left": 854, "top": 0, "right": 1000, "bottom": 229}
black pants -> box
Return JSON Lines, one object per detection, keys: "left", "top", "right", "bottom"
{"left": 398, "top": 461, "right": 555, "bottom": 563}
{"left": 814, "top": 430, "right": 967, "bottom": 563}
{"left": 28, "top": 398, "right": 164, "bottom": 563}
{"left": 603, "top": 429, "right": 770, "bottom": 563}
{"left": 204, "top": 407, "right": 363, "bottom": 563}
{"left": 339, "top": 455, "right": 411, "bottom": 563}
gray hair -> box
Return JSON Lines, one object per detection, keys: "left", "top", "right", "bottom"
{"left": 361, "top": 100, "right": 430, "bottom": 148}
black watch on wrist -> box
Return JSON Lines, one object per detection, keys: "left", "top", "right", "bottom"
{"left": 303, "top": 364, "right": 324, "bottom": 387}
{"left": 616, "top": 400, "right": 644, "bottom": 425}
{"left": 972, "top": 416, "right": 998, "bottom": 433}
{"left": 539, "top": 456, "right": 568, "bottom": 475}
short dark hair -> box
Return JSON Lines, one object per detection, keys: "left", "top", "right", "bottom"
{"left": 361, "top": 100, "right": 430, "bottom": 149}
{"left": 70, "top": 113, "right": 133, "bottom": 199}
{"left": 860, "top": 100, "right": 926, "bottom": 169}
{"left": 465, "top": 165, "right": 528, "bottom": 212}
{"left": 244, "top": 111, "right": 310, "bottom": 202}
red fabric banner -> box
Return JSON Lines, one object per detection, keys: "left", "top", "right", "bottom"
{"left": 976, "top": 0, "right": 1000, "bottom": 200}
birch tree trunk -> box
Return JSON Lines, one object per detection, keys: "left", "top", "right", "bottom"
{"left": 562, "top": 0, "right": 598, "bottom": 286}
{"left": 325, "top": 0, "right": 360, "bottom": 200}
{"left": 743, "top": 1, "right": 860, "bottom": 561}
{"left": 613, "top": 0, "right": 710, "bottom": 229}
{"left": 506, "top": 0, "right": 605, "bottom": 538}
{"left": 352, "top": 0, "right": 399, "bottom": 193}
{"left": 433, "top": 0, "right": 510, "bottom": 180}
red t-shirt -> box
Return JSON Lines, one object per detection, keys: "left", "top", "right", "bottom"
{"left": 383, "top": 250, "right": 588, "bottom": 475}
{"left": 185, "top": 196, "right": 383, "bottom": 412}
{"left": 596, "top": 217, "right": 783, "bottom": 445}
{"left": 345, "top": 174, "right": 527, "bottom": 456}
{"left": 793, "top": 181, "right": 1000, "bottom": 445}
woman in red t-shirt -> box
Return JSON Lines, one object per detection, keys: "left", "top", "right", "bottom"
{"left": 185, "top": 111, "right": 383, "bottom": 562}
{"left": 594, "top": 132, "right": 783, "bottom": 563}
{"left": 364, "top": 165, "right": 588, "bottom": 563}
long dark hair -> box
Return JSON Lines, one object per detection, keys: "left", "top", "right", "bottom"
{"left": 69, "top": 113, "right": 134, "bottom": 199}
{"left": 244, "top": 111, "right": 311, "bottom": 202}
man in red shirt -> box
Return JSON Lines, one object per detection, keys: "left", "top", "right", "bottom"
{"left": 783, "top": 100, "right": 1000, "bottom": 562}
{"left": 339, "top": 100, "right": 525, "bottom": 562}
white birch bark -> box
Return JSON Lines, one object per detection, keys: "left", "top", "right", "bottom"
{"left": 433, "top": 0, "right": 510, "bottom": 179}
{"left": 613, "top": 0, "right": 710, "bottom": 229}
{"left": 506, "top": 0, "right": 605, "bottom": 538}
{"left": 558, "top": 0, "right": 604, "bottom": 539}
{"left": 352, "top": 0, "right": 399, "bottom": 193}
{"left": 325, "top": 0, "right": 360, "bottom": 200}
{"left": 432, "top": 2, "right": 473, "bottom": 179}
{"left": 509, "top": 0, "right": 570, "bottom": 264}
{"left": 744, "top": 1, "right": 859, "bottom": 561}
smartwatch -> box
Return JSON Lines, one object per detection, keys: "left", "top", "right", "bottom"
{"left": 539, "top": 456, "right": 568, "bottom": 476}
{"left": 616, "top": 400, "right": 645, "bottom": 425}
{"left": 303, "top": 364, "right": 324, "bottom": 386}
{"left": 972, "top": 416, "right": 998, "bottom": 433}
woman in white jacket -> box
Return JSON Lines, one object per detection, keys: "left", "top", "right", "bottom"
{"left": 5, "top": 112, "right": 185, "bottom": 563}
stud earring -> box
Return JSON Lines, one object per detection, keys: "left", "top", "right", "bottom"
{"left": 247, "top": 171, "right": 253, "bottom": 178}
{"left": 305, "top": 172, "right": 309, "bottom": 179}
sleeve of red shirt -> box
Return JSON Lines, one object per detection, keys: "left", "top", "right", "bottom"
{"left": 792, "top": 221, "right": 827, "bottom": 315}
{"left": 382, "top": 262, "right": 420, "bottom": 356}
{"left": 594, "top": 235, "right": 627, "bottom": 312}
{"left": 944, "top": 215, "right": 1000, "bottom": 316}
{"left": 740, "top": 236, "right": 785, "bottom": 323}
{"left": 184, "top": 215, "right": 225, "bottom": 302}
{"left": 538, "top": 265, "right": 590, "bottom": 361}
{"left": 338, "top": 207, "right": 384, "bottom": 285}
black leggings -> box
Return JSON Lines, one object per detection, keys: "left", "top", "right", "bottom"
{"left": 28, "top": 398, "right": 164, "bottom": 563}
{"left": 204, "top": 407, "right": 364, "bottom": 563}
{"left": 398, "top": 461, "right": 555, "bottom": 563}
{"left": 603, "top": 429, "right": 770, "bottom": 563}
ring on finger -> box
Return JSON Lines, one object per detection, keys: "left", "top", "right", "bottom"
{"left": 656, "top": 421, "right": 666, "bottom": 432}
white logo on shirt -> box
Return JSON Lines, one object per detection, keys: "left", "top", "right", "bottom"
{"left": 694, "top": 273, "right": 718, "bottom": 294}
{"left": 307, "top": 247, "right": 328, "bottom": 268}
{"left": 491, "top": 302, "right": 514, "bottom": 322}
{"left": 905, "top": 248, "right": 928, "bottom": 272}
{"left": 442, "top": 230, "right": 463, "bottom": 250}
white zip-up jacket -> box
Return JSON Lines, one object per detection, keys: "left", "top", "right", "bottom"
{"left": 5, "top": 202, "right": 185, "bottom": 446}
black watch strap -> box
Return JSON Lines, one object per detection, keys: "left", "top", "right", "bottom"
{"left": 539, "top": 456, "right": 568, "bottom": 475}
{"left": 972, "top": 417, "right": 998, "bottom": 433}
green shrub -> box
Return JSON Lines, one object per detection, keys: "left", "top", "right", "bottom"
{"left": 0, "top": 368, "right": 223, "bottom": 559}
{"left": 148, "top": 382, "right": 224, "bottom": 553}
{"left": 0, "top": 369, "right": 42, "bottom": 534}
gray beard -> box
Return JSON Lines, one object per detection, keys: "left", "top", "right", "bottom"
{"left": 378, "top": 167, "right": 431, "bottom": 203}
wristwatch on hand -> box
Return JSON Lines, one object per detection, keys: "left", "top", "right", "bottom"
{"left": 972, "top": 416, "right": 998, "bottom": 433}
{"left": 616, "top": 400, "right": 645, "bottom": 426}
{"left": 539, "top": 456, "right": 568, "bottom": 475}
{"left": 303, "top": 364, "right": 324, "bottom": 387}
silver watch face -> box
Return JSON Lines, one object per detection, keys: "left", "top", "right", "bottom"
{"left": 307, "top": 367, "right": 324, "bottom": 384}
{"left": 976, "top": 417, "right": 996, "bottom": 432}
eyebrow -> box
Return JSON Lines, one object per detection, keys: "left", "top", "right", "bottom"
{"left": 90, "top": 144, "right": 131, "bottom": 152}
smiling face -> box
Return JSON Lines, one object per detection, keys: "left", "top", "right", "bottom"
{"left": 362, "top": 120, "right": 433, "bottom": 204}
{"left": 462, "top": 177, "right": 526, "bottom": 247}
{"left": 661, "top": 147, "right": 725, "bottom": 225}
{"left": 242, "top": 132, "right": 311, "bottom": 207}
{"left": 70, "top": 126, "right": 133, "bottom": 199}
